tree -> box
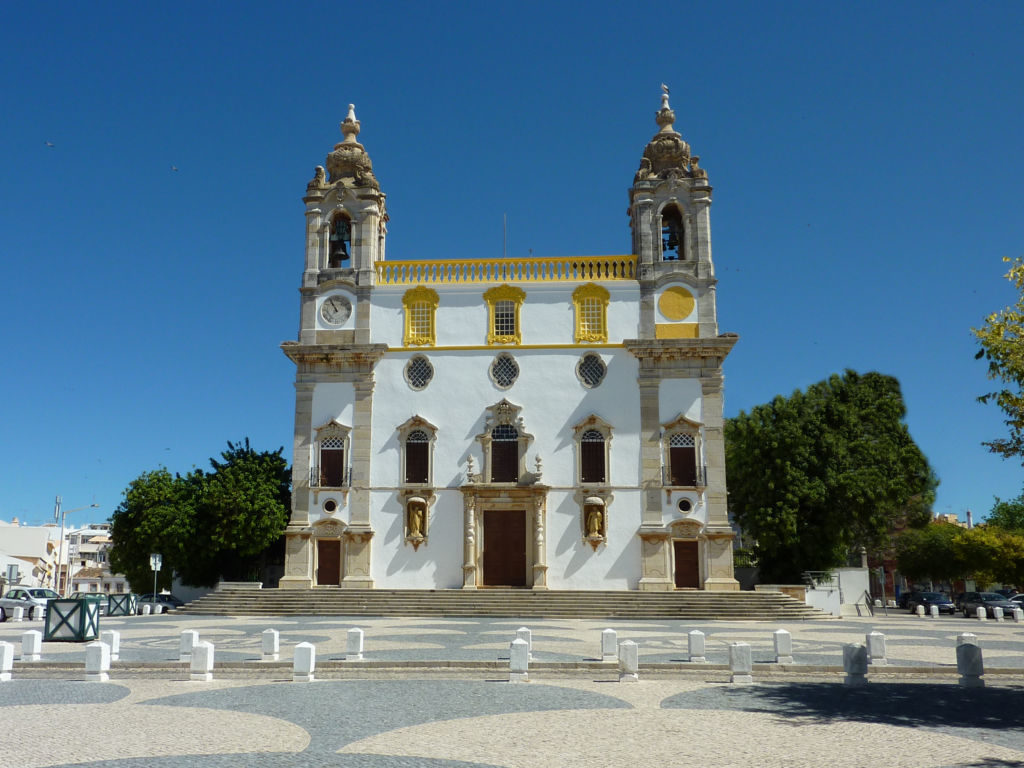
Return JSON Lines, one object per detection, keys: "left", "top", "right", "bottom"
{"left": 726, "top": 370, "right": 938, "bottom": 583}
{"left": 986, "top": 493, "right": 1024, "bottom": 532}
{"left": 974, "top": 257, "right": 1024, "bottom": 460}
{"left": 895, "top": 523, "right": 965, "bottom": 584}
{"left": 953, "top": 526, "right": 1024, "bottom": 589}
{"left": 109, "top": 440, "right": 290, "bottom": 590}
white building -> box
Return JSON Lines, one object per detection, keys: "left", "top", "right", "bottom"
{"left": 280, "top": 90, "right": 738, "bottom": 592}
{"left": 0, "top": 519, "right": 58, "bottom": 589}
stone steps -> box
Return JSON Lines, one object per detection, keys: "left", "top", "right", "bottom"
{"left": 178, "top": 589, "right": 830, "bottom": 620}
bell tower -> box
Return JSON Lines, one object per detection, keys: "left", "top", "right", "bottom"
{"left": 626, "top": 87, "right": 739, "bottom": 591}
{"left": 629, "top": 86, "right": 717, "bottom": 340}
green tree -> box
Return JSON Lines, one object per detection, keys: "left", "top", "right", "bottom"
{"left": 109, "top": 440, "right": 290, "bottom": 590}
{"left": 108, "top": 468, "right": 198, "bottom": 591}
{"left": 974, "top": 257, "right": 1024, "bottom": 460}
{"left": 895, "top": 523, "right": 965, "bottom": 584}
{"left": 985, "top": 493, "right": 1024, "bottom": 532}
{"left": 726, "top": 370, "right": 938, "bottom": 583}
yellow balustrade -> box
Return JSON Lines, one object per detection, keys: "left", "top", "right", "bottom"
{"left": 375, "top": 255, "right": 637, "bottom": 285}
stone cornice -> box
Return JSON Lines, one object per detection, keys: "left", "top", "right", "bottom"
{"left": 280, "top": 342, "right": 387, "bottom": 374}
{"left": 624, "top": 334, "right": 738, "bottom": 362}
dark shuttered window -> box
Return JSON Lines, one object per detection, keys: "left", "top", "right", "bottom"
{"left": 580, "top": 430, "right": 606, "bottom": 483}
{"left": 668, "top": 433, "right": 697, "bottom": 486}
{"left": 405, "top": 430, "right": 430, "bottom": 484}
{"left": 491, "top": 424, "right": 519, "bottom": 482}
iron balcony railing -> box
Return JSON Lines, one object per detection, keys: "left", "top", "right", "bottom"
{"left": 309, "top": 466, "right": 351, "bottom": 489}
{"left": 662, "top": 465, "right": 707, "bottom": 488}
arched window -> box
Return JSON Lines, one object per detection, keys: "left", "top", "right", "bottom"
{"left": 661, "top": 204, "right": 684, "bottom": 261}
{"left": 667, "top": 432, "right": 697, "bottom": 486}
{"left": 328, "top": 213, "right": 352, "bottom": 268}
{"left": 405, "top": 429, "right": 430, "bottom": 484}
{"left": 402, "top": 287, "right": 439, "bottom": 346}
{"left": 491, "top": 423, "right": 519, "bottom": 482}
{"left": 580, "top": 430, "right": 606, "bottom": 484}
{"left": 572, "top": 284, "right": 610, "bottom": 344}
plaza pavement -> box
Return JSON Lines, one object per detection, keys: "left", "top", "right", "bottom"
{"left": 3, "top": 611, "right": 1024, "bottom": 767}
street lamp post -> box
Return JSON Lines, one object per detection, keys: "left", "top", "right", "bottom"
{"left": 54, "top": 496, "right": 100, "bottom": 597}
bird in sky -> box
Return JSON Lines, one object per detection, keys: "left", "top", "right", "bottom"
{"left": 44, "top": 141, "right": 54, "bottom": 148}
{"left": 171, "top": 165, "right": 179, "bottom": 172}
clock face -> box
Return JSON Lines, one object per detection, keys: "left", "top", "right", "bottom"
{"left": 320, "top": 295, "right": 352, "bottom": 326}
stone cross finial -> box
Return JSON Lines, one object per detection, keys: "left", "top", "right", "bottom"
{"left": 657, "top": 84, "right": 676, "bottom": 134}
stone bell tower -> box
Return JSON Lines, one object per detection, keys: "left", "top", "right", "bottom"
{"left": 625, "top": 87, "right": 739, "bottom": 591}
{"left": 279, "top": 105, "right": 388, "bottom": 589}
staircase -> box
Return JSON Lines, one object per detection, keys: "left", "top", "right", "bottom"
{"left": 178, "top": 588, "right": 831, "bottom": 620}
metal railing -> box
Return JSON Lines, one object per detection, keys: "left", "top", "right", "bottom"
{"left": 309, "top": 466, "right": 351, "bottom": 488}
{"left": 662, "top": 465, "right": 707, "bottom": 488}
{"left": 375, "top": 255, "right": 637, "bottom": 286}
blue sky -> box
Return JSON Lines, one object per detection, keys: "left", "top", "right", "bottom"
{"left": 2, "top": 2, "right": 1022, "bottom": 528}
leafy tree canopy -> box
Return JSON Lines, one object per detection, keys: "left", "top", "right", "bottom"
{"left": 726, "top": 370, "right": 937, "bottom": 583}
{"left": 974, "top": 257, "right": 1024, "bottom": 461}
{"left": 895, "top": 523, "right": 965, "bottom": 583}
{"left": 986, "top": 493, "right": 1024, "bottom": 533}
{"left": 109, "top": 440, "right": 290, "bottom": 590}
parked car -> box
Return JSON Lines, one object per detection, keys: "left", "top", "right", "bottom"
{"left": 906, "top": 592, "right": 956, "bottom": 615}
{"left": 994, "top": 588, "right": 1019, "bottom": 598}
{"left": 897, "top": 591, "right": 921, "bottom": 610}
{"left": 68, "top": 591, "right": 109, "bottom": 615}
{"left": 137, "top": 593, "right": 185, "bottom": 612}
{"left": 0, "top": 587, "right": 59, "bottom": 621}
{"left": 961, "top": 592, "right": 1018, "bottom": 618}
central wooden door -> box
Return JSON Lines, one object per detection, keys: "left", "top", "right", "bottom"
{"left": 483, "top": 509, "right": 527, "bottom": 586}
{"left": 316, "top": 539, "right": 341, "bottom": 586}
{"left": 674, "top": 540, "right": 700, "bottom": 589}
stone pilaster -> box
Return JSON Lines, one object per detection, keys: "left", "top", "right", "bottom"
{"left": 532, "top": 495, "right": 548, "bottom": 590}
{"left": 701, "top": 375, "right": 738, "bottom": 591}
{"left": 279, "top": 532, "right": 313, "bottom": 589}
{"left": 462, "top": 494, "right": 477, "bottom": 588}
{"left": 342, "top": 529, "right": 373, "bottom": 588}
{"left": 349, "top": 378, "right": 374, "bottom": 526}
{"left": 638, "top": 377, "right": 663, "bottom": 526}
{"left": 638, "top": 531, "right": 673, "bottom": 591}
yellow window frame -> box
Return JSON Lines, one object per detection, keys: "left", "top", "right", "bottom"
{"left": 572, "top": 283, "right": 610, "bottom": 343}
{"left": 402, "top": 287, "right": 439, "bottom": 346}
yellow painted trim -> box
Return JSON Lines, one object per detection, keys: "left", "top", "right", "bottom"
{"left": 402, "top": 287, "right": 439, "bottom": 346}
{"left": 388, "top": 343, "right": 625, "bottom": 352}
{"left": 657, "top": 286, "right": 696, "bottom": 321}
{"left": 376, "top": 255, "right": 637, "bottom": 285}
{"left": 655, "top": 323, "right": 699, "bottom": 339}
{"left": 483, "top": 285, "right": 526, "bottom": 345}
{"left": 572, "top": 283, "right": 610, "bottom": 344}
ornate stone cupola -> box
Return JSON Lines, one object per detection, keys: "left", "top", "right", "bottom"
{"left": 302, "top": 104, "right": 388, "bottom": 280}
{"left": 629, "top": 86, "right": 713, "bottom": 274}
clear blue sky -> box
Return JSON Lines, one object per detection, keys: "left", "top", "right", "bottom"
{"left": 2, "top": 2, "right": 1022, "bottom": 527}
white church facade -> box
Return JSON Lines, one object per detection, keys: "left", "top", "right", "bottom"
{"left": 280, "top": 91, "right": 739, "bottom": 591}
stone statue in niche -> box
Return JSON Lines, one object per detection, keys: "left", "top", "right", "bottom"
{"left": 585, "top": 503, "right": 604, "bottom": 544}
{"left": 407, "top": 498, "right": 427, "bottom": 550}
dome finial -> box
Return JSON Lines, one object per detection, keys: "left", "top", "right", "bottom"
{"left": 340, "top": 103, "right": 361, "bottom": 143}
{"left": 656, "top": 84, "right": 677, "bottom": 134}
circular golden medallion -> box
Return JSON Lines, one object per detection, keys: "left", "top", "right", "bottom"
{"left": 658, "top": 286, "right": 695, "bottom": 321}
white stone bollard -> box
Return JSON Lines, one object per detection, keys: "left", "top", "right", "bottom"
{"left": 262, "top": 629, "right": 280, "bottom": 661}
{"left": 915, "top": 605, "right": 925, "bottom": 617}
{"left": 1014, "top": 608, "right": 1024, "bottom": 623}
{"left": 618, "top": 640, "right": 639, "bottom": 683}
{"left": 100, "top": 630, "right": 120, "bottom": 661}
{"left": 190, "top": 641, "right": 214, "bottom": 682}
{"left": 957, "top": 633, "right": 979, "bottom": 648}
{"left": 601, "top": 629, "right": 617, "bottom": 662}
{"left": 688, "top": 630, "right": 706, "bottom": 663}
{"left": 729, "top": 642, "right": 753, "bottom": 684}
{"left": 85, "top": 641, "right": 110, "bottom": 682}
{"left": 773, "top": 629, "right": 793, "bottom": 665}
{"left": 873, "top": 599, "right": 882, "bottom": 608}
{"left": 293, "top": 642, "right": 315, "bottom": 682}
{"left": 516, "top": 627, "right": 533, "bottom": 660}
{"left": 0, "top": 641, "right": 13, "bottom": 682}
{"left": 957, "top": 643, "right": 984, "bottom": 688}
{"left": 140, "top": 603, "right": 152, "bottom": 616}
{"left": 843, "top": 643, "right": 869, "bottom": 686}
{"left": 993, "top": 606, "right": 1004, "bottom": 622}
{"left": 21, "top": 630, "right": 42, "bottom": 662}
{"left": 929, "top": 605, "right": 939, "bottom": 618}
{"left": 866, "top": 631, "right": 887, "bottom": 666}
{"left": 179, "top": 630, "right": 199, "bottom": 662}
{"left": 976, "top": 606, "right": 987, "bottom": 621}
{"left": 509, "top": 638, "right": 530, "bottom": 682}
{"left": 12, "top": 606, "right": 25, "bottom": 622}
{"left": 346, "top": 627, "right": 364, "bottom": 661}
{"left": 32, "top": 604, "right": 46, "bottom": 620}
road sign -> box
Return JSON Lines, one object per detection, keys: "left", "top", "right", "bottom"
{"left": 150, "top": 553, "right": 163, "bottom": 572}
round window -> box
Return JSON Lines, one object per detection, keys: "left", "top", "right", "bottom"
{"left": 323, "top": 499, "right": 338, "bottom": 514}
{"left": 577, "top": 353, "right": 607, "bottom": 388}
{"left": 490, "top": 353, "right": 519, "bottom": 389}
{"left": 677, "top": 498, "right": 692, "bottom": 513}
{"left": 405, "top": 355, "right": 434, "bottom": 390}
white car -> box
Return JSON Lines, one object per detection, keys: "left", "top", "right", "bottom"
{"left": 0, "top": 587, "right": 59, "bottom": 621}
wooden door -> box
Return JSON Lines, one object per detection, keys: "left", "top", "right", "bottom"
{"left": 483, "top": 510, "right": 527, "bottom": 586}
{"left": 674, "top": 540, "right": 700, "bottom": 589}
{"left": 316, "top": 539, "right": 341, "bottom": 586}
